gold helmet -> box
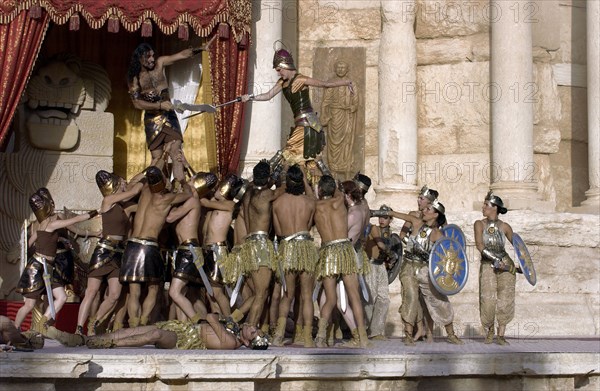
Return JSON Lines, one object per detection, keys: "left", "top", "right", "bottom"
{"left": 37, "top": 187, "right": 55, "bottom": 209}
{"left": 96, "top": 170, "right": 122, "bottom": 196}
{"left": 217, "top": 173, "right": 240, "bottom": 200}
{"left": 145, "top": 166, "right": 166, "bottom": 194}
{"left": 29, "top": 190, "right": 54, "bottom": 223}
{"left": 191, "top": 172, "right": 218, "bottom": 198}
{"left": 233, "top": 178, "right": 249, "bottom": 203}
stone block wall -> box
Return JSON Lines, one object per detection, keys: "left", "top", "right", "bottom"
{"left": 297, "top": 0, "right": 598, "bottom": 336}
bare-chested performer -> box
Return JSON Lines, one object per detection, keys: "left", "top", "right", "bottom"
{"left": 242, "top": 161, "right": 285, "bottom": 327}
{"left": 313, "top": 175, "right": 368, "bottom": 348}
{"left": 222, "top": 184, "right": 251, "bottom": 324}
{"left": 200, "top": 174, "right": 245, "bottom": 316}
{"left": 86, "top": 313, "right": 269, "bottom": 350}
{"left": 0, "top": 315, "right": 44, "bottom": 351}
{"left": 165, "top": 172, "right": 218, "bottom": 323}
{"left": 120, "top": 164, "right": 192, "bottom": 327}
{"left": 127, "top": 41, "right": 212, "bottom": 190}
{"left": 271, "top": 165, "right": 318, "bottom": 347}
{"left": 336, "top": 179, "right": 371, "bottom": 348}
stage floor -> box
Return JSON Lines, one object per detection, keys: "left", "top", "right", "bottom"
{"left": 1, "top": 336, "right": 599, "bottom": 391}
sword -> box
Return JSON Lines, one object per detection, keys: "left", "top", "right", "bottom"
{"left": 337, "top": 280, "right": 347, "bottom": 313}
{"left": 174, "top": 100, "right": 216, "bottom": 115}
{"left": 40, "top": 257, "right": 56, "bottom": 320}
{"left": 358, "top": 274, "right": 370, "bottom": 303}
{"left": 181, "top": 96, "right": 243, "bottom": 119}
{"left": 229, "top": 274, "right": 244, "bottom": 308}
{"left": 312, "top": 280, "right": 322, "bottom": 302}
{"left": 355, "top": 248, "right": 370, "bottom": 302}
{"left": 211, "top": 244, "right": 233, "bottom": 297}
{"left": 188, "top": 243, "right": 214, "bottom": 297}
{"left": 274, "top": 237, "right": 287, "bottom": 293}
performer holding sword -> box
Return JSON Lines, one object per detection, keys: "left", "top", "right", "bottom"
{"left": 241, "top": 42, "right": 354, "bottom": 172}
{"left": 15, "top": 189, "right": 98, "bottom": 332}
{"left": 127, "top": 37, "right": 215, "bottom": 191}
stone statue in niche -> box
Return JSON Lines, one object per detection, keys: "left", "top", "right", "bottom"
{"left": 320, "top": 60, "right": 360, "bottom": 180}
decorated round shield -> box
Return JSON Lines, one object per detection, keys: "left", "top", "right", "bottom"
{"left": 441, "top": 224, "right": 467, "bottom": 251}
{"left": 386, "top": 233, "right": 403, "bottom": 284}
{"left": 512, "top": 233, "right": 536, "bottom": 286}
{"left": 429, "top": 237, "right": 469, "bottom": 296}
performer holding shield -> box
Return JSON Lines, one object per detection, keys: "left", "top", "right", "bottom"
{"left": 383, "top": 201, "right": 464, "bottom": 345}
{"left": 474, "top": 191, "right": 519, "bottom": 345}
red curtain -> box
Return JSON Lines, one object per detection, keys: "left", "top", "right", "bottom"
{"left": 0, "top": 0, "right": 251, "bottom": 174}
{"left": 211, "top": 34, "right": 248, "bottom": 176}
{"left": 0, "top": 11, "right": 49, "bottom": 147}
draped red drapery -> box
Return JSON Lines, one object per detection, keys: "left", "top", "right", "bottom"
{"left": 0, "top": 11, "right": 49, "bottom": 147}
{"left": 0, "top": 0, "right": 250, "bottom": 174}
{"left": 211, "top": 34, "right": 248, "bottom": 176}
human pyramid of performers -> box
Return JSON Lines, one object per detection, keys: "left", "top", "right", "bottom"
{"left": 1, "top": 41, "right": 535, "bottom": 353}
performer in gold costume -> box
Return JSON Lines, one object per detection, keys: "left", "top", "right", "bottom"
{"left": 384, "top": 201, "right": 464, "bottom": 346}
{"left": 474, "top": 191, "right": 518, "bottom": 345}
{"left": 241, "top": 46, "right": 354, "bottom": 167}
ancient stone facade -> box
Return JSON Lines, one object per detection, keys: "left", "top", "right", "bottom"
{"left": 241, "top": 0, "right": 599, "bottom": 336}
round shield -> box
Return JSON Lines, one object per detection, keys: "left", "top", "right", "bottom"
{"left": 512, "top": 233, "right": 536, "bottom": 286}
{"left": 387, "top": 233, "right": 403, "bottom": 284}
{"left": 441, "top": 224, "right": 467, "bottom": 251}
{"left": 429, "top": 237, "right": 469, "bottom": 296}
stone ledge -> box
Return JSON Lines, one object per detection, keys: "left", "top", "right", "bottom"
{"left": 1, "top": 338, "right": 598, "bottom": 381}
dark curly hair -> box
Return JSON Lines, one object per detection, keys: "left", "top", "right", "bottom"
{"left": 318, "top": 175, "right": 336, "bottom": 198}
{"left": 128, "top": 43, "right": 153, "bottom": 83}
{"left": 285, "top": 165, "right": 305, "bottom": 195}
{"left": 253, "top": 160, "right": 271, "bottom": 187}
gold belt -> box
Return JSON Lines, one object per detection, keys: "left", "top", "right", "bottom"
{"left": 203, "top": 243, "right": 227, "bottom": 251}
{"left": 322, "top": 238, "right": 350, "bottom": 248}
{"left": 128, "top": 237, "right": 159, "bottom": 247}
{"left": 33, "top": 253, "right": 53, "bottom": 263}
{"left": 282, "top": 231, "right": 312, "bottom": 241}
{"left": 97, "top": 241, "right": 124, "bottom": 253}
{"left": 294, "top": 111, "right": 314, "bottom": 122}
{"left": 246, "top": 231, "right": 269, "bottom": 241}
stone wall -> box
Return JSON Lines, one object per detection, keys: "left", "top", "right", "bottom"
{"left": 297, "top": 0, "right": 589, "bottom": 212}
{"left": 297, "top": 0, "right": 598, "bottom": 336}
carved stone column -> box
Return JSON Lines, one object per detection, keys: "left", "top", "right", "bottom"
{"left": 376, "top": 0, "right": 418, "bottom": 208}
{"left": 240, "top": 1, "right": 283, "bottom": 176}
{"left": 579, "top": 0, "right": 600, "bottom": 212}
{"left": 489, "top": 0, "right": 539, "bottom": 209}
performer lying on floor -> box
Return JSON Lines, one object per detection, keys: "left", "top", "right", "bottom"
{"left": 0, "top": 315, "right": 44, "bottom": 351}
{"left": 47, "top": 313, "right": 269, "bottom": 350}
